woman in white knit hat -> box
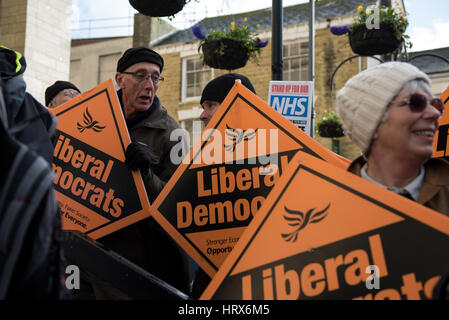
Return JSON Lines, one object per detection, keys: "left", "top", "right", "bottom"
{"left": 336, "top": 62, "right": 448, "bottom": 216}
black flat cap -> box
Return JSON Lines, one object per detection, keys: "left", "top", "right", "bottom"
{"left": 116, "top": 47, "right": 164, "bottom": 73}
{"left": 200, "top": 73, "right": 256, "bottom": 105}
{"left": 45, "top": 80, "right": 80, "bottom": 106}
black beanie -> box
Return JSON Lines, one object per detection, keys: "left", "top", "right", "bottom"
{"left": 200, "top": 73, "right": 256, "bottom": 105}
{"left": 116, "top": 47, "right": 164, "bottom": 73}
{"left": 45, "top": 80, "right": 80, "bottom": 106}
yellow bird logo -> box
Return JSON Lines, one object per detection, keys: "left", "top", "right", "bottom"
{"left": 77, "top": 107, "right": 106, "bottom": 133}
{"left": 281, "top": 203, "right": 331, "bottom": 242}
{"left": 224, "top": 124, "right": 257, "bottom": 152}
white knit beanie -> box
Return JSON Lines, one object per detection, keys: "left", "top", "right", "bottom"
{"left": 336, "top": 62, "right": 431, "bottom": 154}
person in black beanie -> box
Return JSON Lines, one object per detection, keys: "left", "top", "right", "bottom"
{"left": 89, "top": 46, "right": 194, "bottom": 299}
{"left": 200, "top": 73, "right": 256, "bottom": 125}
{"left": 45, "top": 80, "right": 80, "bottom": 108}
{"left": 191, "top": 73, "right": 256, "bottom": 299}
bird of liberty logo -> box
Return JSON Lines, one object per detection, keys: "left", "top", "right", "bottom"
{"left": 224, "top": 124, "right": 257, "bottom": 152}
{"left": 281, "top": 203, "right": 331, "bottom": 242}
{"left": 77, "top": 107, "right": 106, "bottom": 133}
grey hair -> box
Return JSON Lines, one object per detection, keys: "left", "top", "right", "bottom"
{"left": 397, "top": 78, "right": 433, "bottom": 97}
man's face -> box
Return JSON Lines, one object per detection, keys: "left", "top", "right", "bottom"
{"left": 200, "top": 100, "right": 221, "bottom": 126}
{"left": 371, "top": 88, "right": 442, "bottom": 162}
{"left": 115, "top": 62, "right": 161, "bottom": 118}
{"left": 48, "top": 88, "right": 80, "bottom": 108}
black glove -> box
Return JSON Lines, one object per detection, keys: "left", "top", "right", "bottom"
{"left": 125, "top": 142, "right": 151, "bottom": 173}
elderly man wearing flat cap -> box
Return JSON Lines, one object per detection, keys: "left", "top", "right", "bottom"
{"left": 94, "top": 47, "right": 193, "bottom": 299}
{"left": 45, "top": 80, "right": 81, "bottom": 108}
{"left": 337, "top": 62, "right": 449, "bottom": 216}
{"left": 112, "top": 46, "right": 184, "bottom": 199}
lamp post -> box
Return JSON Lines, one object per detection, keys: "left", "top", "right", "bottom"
{"left": 272, "top": 0, "right": 316, "bottom": 138}
{"left": 309, "top": 0, "right": 315, "bottom": 137}
{"left": 308, "top": 0, "right": 315, "bottom": 84}
{"left": 272, "top": 0, "right": 283, "bottom": 80}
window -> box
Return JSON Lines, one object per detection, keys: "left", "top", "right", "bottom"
{"left": 182, "top": 56, "right": 213, "bottom": 100}
{"left": 283, "top": 41, "right": 309, "bottom": 81}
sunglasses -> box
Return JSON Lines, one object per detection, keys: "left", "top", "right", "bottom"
{"left": 398, "top": 93, "right": 445, "bottom": 115}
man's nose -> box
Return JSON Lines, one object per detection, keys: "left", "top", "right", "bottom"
{"left": 142, "top": 77, "right": 155, "bottom": 89}
{"left": 200, "top": 110, "right": 208, "bottom": 122}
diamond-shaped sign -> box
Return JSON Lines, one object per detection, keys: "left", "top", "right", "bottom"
{"left": 201, "top": 152, "right": 449, "bottom": 300}
{"left": 150, "top": 82, "right": 348, "bottom": 278}
{"left": 50, "top": 80, "right": 151, "bottom": 239}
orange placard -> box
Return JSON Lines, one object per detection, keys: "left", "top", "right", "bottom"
{"left": 49, "top": 79, "right": 151, "bottom": 239}
{"left": 150, "top": 82, "right": 348, "bottom": 278}
{"left": 333, "top": 151, "right": 351, "bottom": 168}
{"left": 201, "top": 151, "right": 449, "bottom": 300}
{"left": 433, "top": 86, "right": 449, "bottom": 160}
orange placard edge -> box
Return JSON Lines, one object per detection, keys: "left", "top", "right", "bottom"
{"left": 50, "top": 79, "right": 151, "bottom": 239}
{"left": 200, "top": 151, "right": 449, "bottom": 299}
{"left": 432, "top": 86, "right": 449, "bottom": 158}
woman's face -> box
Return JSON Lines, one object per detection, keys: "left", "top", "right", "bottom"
{"left": 371, "top": 88, "right": 442, "bottom": 162}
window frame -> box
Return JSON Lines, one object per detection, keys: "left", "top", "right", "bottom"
{"left": 181, "top": 56, "right": 213, "bottom": 102}
{"left": 282, "top": 39, "right": 309, "bottom": 82}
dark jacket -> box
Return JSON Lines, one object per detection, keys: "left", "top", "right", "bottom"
{"left": 98, "top": 92, "right": 194, "bottom": 297}
{"left": 0, "top": 48, "right": 54, "bottom": 163}
{"left": 348, "top": 156, "right": 449, "bottom": 217}
{"left": 0, "top": 46, "right": 63, "bottom": 299}
{"left": 123, "top": 93, "right": 183, "bottom": 203}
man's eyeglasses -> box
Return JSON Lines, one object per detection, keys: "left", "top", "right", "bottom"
{"left": 62, "top": 89, "right": 80, "bottom": 99}
{"left": 121, "top": 72, "right": 164, "bottom": 85}
{"left": 398, "top": 93, "right": 445, "bottom": 115}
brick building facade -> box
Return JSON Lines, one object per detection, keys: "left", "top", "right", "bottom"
{"left": 5, "top": 0, "right": 445, "bottom": 161}
{"left": 151, "top": 0, "right": 378, "bottom": 160}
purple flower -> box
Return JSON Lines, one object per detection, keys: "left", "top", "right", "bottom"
{"left": 330, "top": 25, "right": 350, "bottom": 36}
{"left": 256, "top": 38, "right": 269, "bottom": 48}
{"left": 191, "top": 25, "right": 206, "bottom": 40}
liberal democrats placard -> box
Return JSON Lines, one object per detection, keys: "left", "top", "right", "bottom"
{"left": 49, "top": 79, "right": 151, "bottom": 239}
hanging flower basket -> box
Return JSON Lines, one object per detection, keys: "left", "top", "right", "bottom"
{"left": 318, "top": 122, "right": 345, "bottom": 138}
{"left": 349, "top": 23, "right": 401, "bottom": 56}
{"left": 192, "top": 20, "right": 269, "bottom": 71}
{"left": 317, "top": 111, "right": 345, "bottom": 138}
{"left": 346, "top": 4, "right": 412, "bottom": 56}
{"left": 202, "top": 39, "right": 249, "bottom": 70}
{"left": 128, "top": 0, "right": 187, "bottom": 17}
